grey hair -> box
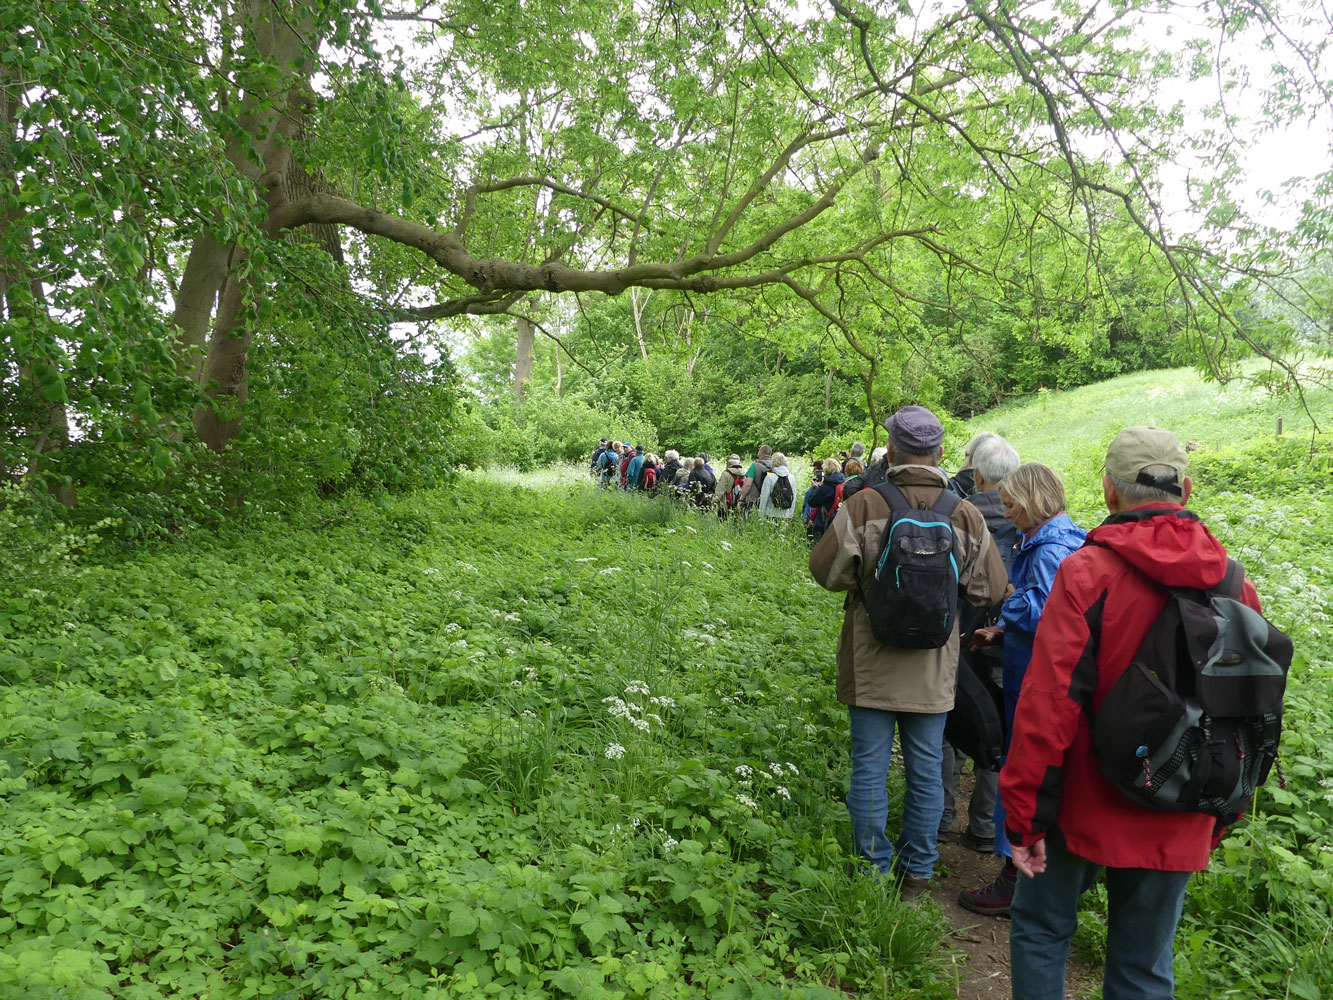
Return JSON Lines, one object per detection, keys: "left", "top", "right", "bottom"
{"left": 1107, "top": 465, "right": 1181, "bottom": 506}
{"left": 771, "top": 452, "right": 788, "bottom": 467}
{"left": 963, "top": 431, "right": 1001, "bottom": 464}
{"left": 972, "top": 437, "right": 1019, "bottom": 486}
{"left": 850, "top": 441, "right": 866, "bottom": 458}
{"left": 869, "top": 447, "right": 887, "bottom": 465}
{"left": 664, "top": 449, "right": 679, "bottom": 462}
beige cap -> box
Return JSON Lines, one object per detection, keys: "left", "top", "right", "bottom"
{"left": 1105, "top": 426, "right": 1187, "bottom": 496}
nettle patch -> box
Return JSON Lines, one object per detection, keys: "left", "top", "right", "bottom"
{"left": 0, "top": 480, "right": 951, "bottom": 999}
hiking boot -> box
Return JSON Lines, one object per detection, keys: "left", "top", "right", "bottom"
{"left": 958, "top": 829, "right": 995, "bottom": 854}
{"left": 957, "top": 860, "right": 1017, "bottom": 917}
{"left": 896, "top": 873, "right": 932, "bottom": 901}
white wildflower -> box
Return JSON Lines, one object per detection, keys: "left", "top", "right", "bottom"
{"left": 684, "top": 524, "right": 697, "bottom": 533}
{"left": 457, "top": 562, "right": 478, "bottom": 572}
{"left": 702, "top": 561, "right": 714, "bottom": 570}
{"left": 681, "top": 560, "right": 692, "bottom": 567}
{"left": 631, "top": 817, "right": 641, "bottom": 828}
{"left": 522, "top": 710, "right": 536, "bottom": 719}
{"left": 422, "top": 567, "right": 439, "bottom": 575}
{"left": 768, "top": 762, "right": 785, "bottom": 777}
{"left": 736, "top": 793, "right": 758, "bottom": 810}
{"left": 574, "top": 557, "right": 598, "bottom": 563}
{"left": 510, "top": 680, "right": 522, "bottom": 688}
{"left": 605, "top": 742, "right": 626, "bottom": 760}
{"left": 650, "top": 695, "right": 676, "bottom": 708}
{"left": 804, "top": 724, "right": 817, "bottom": 735}
{"left": 775, "top": 786, "right": 791, "bottom": 800}
{"left": 631, "top": 717, "right": 650, "bottom": 732}
{"left": 664, "top": 528, "right": 677, "bottom": 534}
{"left": 663, "top": 836, "right": 679, "bottom": 854}
{"left": 504, "top": 612, "right": 522, "bottom": 622}
{"left": 507, "top": 648, "right": 517, "bottom": 656}
{"left": 451, "top": 639, "right": 468, "bottom": 649}
{"left": 524, "top": 667, "right": 538, "bottom": 679}
{"left": 720, "top": 540, "right": 732, "bottom": 551}
{"left": 443, "top": 622, "right": 462, "bottom": 633}
{"left": 625, "top": 680, "right": 651, "bottom": 696}
{"left": 785, "top": 762, "right": 799, "bottom": 775}
{"left": 735, "top": 765, "right": 753, "bottom": 779}
{"left": 598, "top": 567, "right": 623, "bottom": 575}
{"left": 646, "top": 713, "right": 663, "bottom": 727}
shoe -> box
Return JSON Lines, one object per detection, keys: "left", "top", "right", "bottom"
{"left": 958, "top": 829, "right": 995, "bottom": 854}
{"left": 891, "top": 867, "right": 932, "bottom": 900}
{"left": 957, "top": 860, "right": 1017, "bottom": 917}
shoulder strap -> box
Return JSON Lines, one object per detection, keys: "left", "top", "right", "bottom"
{"left": 929, "top": 488, "right": 961, "bottom": 517}
{"left": 871, "top": 480, "right": 910, "bottom": 512}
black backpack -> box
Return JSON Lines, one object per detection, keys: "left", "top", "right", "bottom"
{"left": 945, "top": 648, "right": 1004, "bottom": 769}
{"left": 768, "top": 473, "right": 794, "bottom": 510}
{"left": 1091, "top": 558, "right": 1292, "bottom": 823}
{"left": 862, "top": 482, "right": 960, "bottom": 648}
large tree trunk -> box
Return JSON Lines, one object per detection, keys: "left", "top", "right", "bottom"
{"left": 191, "top": 0, "right": 320, "bottom": 452}
{"left": 1, "top": 64, "right": 75, "bottom": 505}
{"left": 514, "top": 315, "right": 535, "bottom": 403}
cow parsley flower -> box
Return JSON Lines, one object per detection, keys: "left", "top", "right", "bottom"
{"left": 719, "top": 540, "right": 733, "bottom": 551}
{"left": 625, "top": 680, "right": 651, "bottom": 696}
{"left": 735, "top": 764, "right": 753, "bottom": 779}
{"left": 663, "top": 836, "right": 679, "bottom": 854}
{"left": 598, "top": 567, "right": 622, "bottom": 575}
{"left": 775, "top": 786, "right": 791, "bottom": 800}
{"left": 605, "top": 742, "right": 626, "bottom": 760}
{"left": 736, "top": 793, "right": 758, "bottom": 810}
{"left": 504, "top": 612, "right": 522, "bottom": 622}
{"left": 422, "top": 567, "right": 439, "bottom": 575}
{"left": 574, "top": 557, "right": 598, "bottom": 562}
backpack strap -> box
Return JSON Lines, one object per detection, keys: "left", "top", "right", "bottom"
{"left": 872, "top": 480, "right": 958, "bottom": 516}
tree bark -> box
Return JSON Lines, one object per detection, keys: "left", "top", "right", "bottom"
{"left": 514, "top": 314, "right": 534, "bottom": 403}
{"left": 191, "top": 0, "right": 320, "bottom": 452}
{"left": 630, "top": 287, "right": 651, "bottom": 359}
{"left": 824, "top": 368, "right": 833, "bottom": 431}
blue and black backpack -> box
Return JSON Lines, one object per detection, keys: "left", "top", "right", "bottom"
{"left": 863, "top": 482, "right": 960, "bottom": 649}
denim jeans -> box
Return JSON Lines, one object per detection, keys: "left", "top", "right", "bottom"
{"left": 940, "top": 739, "right": 998, "bottom": 839}
{"left": 846, "top": 706, "right": 947, "bottom": 879}
{"left": 993, "top": 687, "right": 1021, "bottom": 858}
{"left": 1010, "top": 839, "right": 1192, "bottom": 1000}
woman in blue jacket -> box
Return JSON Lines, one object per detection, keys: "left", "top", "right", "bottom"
{"left": 960, "top": 462, "right": 1085, "bottom": 917}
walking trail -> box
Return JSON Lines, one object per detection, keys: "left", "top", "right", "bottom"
{"left": 933, "top": 772, "right": 1101, "bottom": 999}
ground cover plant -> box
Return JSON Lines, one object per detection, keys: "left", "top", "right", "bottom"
{"left": 0, "top": 478, "right": 951, "bottom": 999}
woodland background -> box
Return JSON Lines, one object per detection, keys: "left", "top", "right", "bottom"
{"left": 3, "top": 0, "right": 1332, "bottom": 529}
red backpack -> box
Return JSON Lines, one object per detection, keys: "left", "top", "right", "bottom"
{"left": 642, "top": 466, "right": 657, "bottom": 490}
{"left": 725, "top": 473, "right": 747, "bottom": 508}
{"left": 808, "top": 481, "right": 844, "bottom": 525}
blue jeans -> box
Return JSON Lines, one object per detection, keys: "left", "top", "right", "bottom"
{"left": 1010, "top": 839, "right": 1192, "bottom": 1000}
{"left": 846, "top": 706, "right": 947, "bottom": 879}
{"left": 994, "top": 687, "right": 1021, "bottom": 859}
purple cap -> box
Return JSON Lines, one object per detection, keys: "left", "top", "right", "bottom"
{"left": 889, "top": 405, "right": 944, "bottom": 454}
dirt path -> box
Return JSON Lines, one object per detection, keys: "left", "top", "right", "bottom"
{"left": 933, "top": 772, "right": 1101, "bottom": 999}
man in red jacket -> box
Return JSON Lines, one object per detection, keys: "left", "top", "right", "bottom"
{"left": 1000, "top": 427, "right": 1263, "bottom": 1000}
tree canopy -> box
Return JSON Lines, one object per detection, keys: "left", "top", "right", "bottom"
{"left": 2, "top": 0, "right": 1330, "bottom": 511}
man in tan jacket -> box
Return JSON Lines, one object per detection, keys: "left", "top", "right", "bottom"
{"left": 810, "top": 405, "right": 1011, "bottom": 895}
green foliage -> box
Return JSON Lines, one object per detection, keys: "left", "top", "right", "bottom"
{"left": 0, "top": 476, "right": 948, "bottom": 998}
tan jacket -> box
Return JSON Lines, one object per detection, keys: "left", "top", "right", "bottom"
{"left": 809, "top": 465, "right": 1011, "bottom": 712}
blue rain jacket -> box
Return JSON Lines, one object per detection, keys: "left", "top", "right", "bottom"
{"left": 1000, "top": 512, "right": 1086, "bottom": 692}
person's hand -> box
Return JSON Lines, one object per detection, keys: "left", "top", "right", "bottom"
{"left": 1011, "top": 839, "right": 1047, "bottom": 877}
{"left": 969, "top": 625, "right": 1003, "bottom": 650}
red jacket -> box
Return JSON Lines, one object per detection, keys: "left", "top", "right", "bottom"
{"left": 999, "top": 504, "right": 1261, "bottom": 871}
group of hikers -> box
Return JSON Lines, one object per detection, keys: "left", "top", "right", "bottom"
{"left": 592, "top": 407, "right": 1290, "bottom": 1000}
{"left": 803, "top": 404, "right": 1290, "bottom": 1000}
{"left": 587, "top": 438, "right": 883, "bottom": 538}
